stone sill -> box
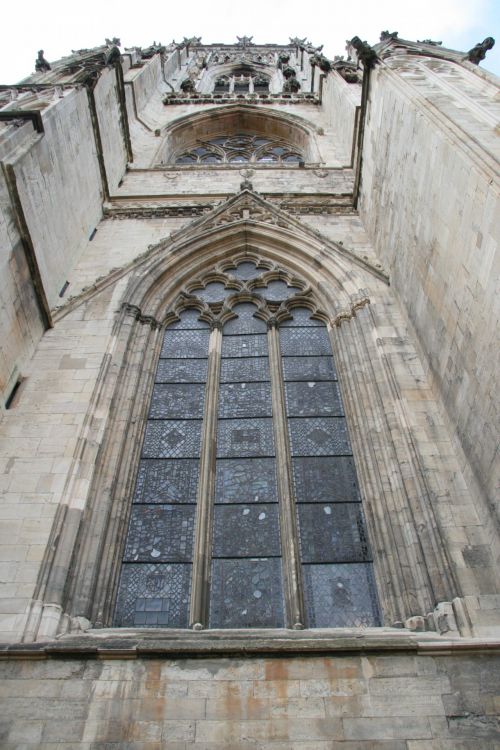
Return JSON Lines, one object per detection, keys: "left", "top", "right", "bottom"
{"left": 1, "top": 629, "right": 499, "bottom": 660}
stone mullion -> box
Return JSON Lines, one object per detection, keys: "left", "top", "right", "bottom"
{"left": 189, "top": 325, "right": 222, "bottom": 630}
{"left": 267, "top": 322, "right": 305, "bottom": 630}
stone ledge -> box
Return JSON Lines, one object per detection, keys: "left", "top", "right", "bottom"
{"left": 1, "top": 629, "right": 499, "bottom": 659}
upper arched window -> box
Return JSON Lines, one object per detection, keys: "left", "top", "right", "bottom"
{"left": 175, "top": 133, "right": 303, "bottom": 165}
{"left": 113, "top": 259, "right": 380, "bottom": 629}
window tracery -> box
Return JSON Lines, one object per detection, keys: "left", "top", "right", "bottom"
{"left": 175, "top": 134, "right": 303, "bottom": 165}
{"left": 114, "top": 259, "right": 380, "bottom": 630}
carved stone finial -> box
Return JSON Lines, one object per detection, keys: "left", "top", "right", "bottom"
{"left": 289, "top": 37, "right": 308, "bottom": 48}
{"left": 240, "top": 178, "right": 254, "bottom": 191}
{"left": 467, "top": 36, "right": 495, "bottom": 64}
{"left": 180, "top": 78, "right": 196, "bottom": 93}
{"left": 105, "top": 37, "right": 121, "bottom": 47}
{"left": 380, "top": 30, "right": 398, "bottom": 41}
{"left": 349, "top": 36, "right": 379, "bottom": 69}
{"left": 35, "top": 50, "right": 51, "bottom": 72}
{"left": 417, "top": 39, "right": 442, "bottom": 46}
{"left": 332, "top": 60, "right": 360, "bottom": 83}
{"left": 309, "top": 52, "right": 332, "bottom": 73}
{"left": 236, "top": 35, "right": 254, "bottom": 48}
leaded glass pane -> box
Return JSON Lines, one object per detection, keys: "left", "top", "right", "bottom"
{"left": 303, "top": 563, "right": 380, "bottom": 628}
{"left": 133, "top": 459, "right": 199, "bottom": 504}
{"left": 168, "top": 310, "right": 209, "bottom": 329}
{"left": 280, "top": 308, "right": 324, "bottom": 326}
{"left": 124, "top": 505, "right": 196, "bottom": 562}
{"left": 217, "top": 418, "right": 274, "bottom": 457}
{"left": 142, "top": 420, "right": 202, "bottom": 458}
{"left": 220, "top": 357, "right": 270, "bottom": 382}
{"left": 279, "top": 327, "right": 332, "bottom": 356}
{"left": 224, "top": 303, "right": 267, "bottom": 334}
{"left": 114, "top": 563, "right": 191, "bottom": 627}
{"left": 215, "top": 458, "right": 278, "bottom": 503}
{"left": 292, "top": 457, "right": 360, "bottom": 503}
{"left": 297, "top": 503, "right": 371, "bottom": 563}
{"left": 160, "top": 330, "right": 210, "bottom": 358}
{"left": 191, "top": 282, "right": 231, "bottom": 303}
{"left": 282, "top": 356, "right": 336, "bottom": 382}
{"left": 258, "top": 280, "right": 302, "bottom": 301}
{"left": 288, "top": 417, "right": 351, "bottom": 456}
{"left": 213, "top": 504, "right": 280, "bottom": 557}
{"left": 231, "top": 261, "right": 261, "bottom": 280}
{"left": 222, "top": 334, "right": 268, "bottom": 358}
{"left": 156, "top": 359, "right": 208, "bottom": 384}
{"left": 285, "top": 381, "right": 343, "bottom": 417}
{"left": 209, "top": 558, "right": 284, "bottom": 628}
{"left": 219, "top": 382, "right": 272, "bottom": 418}
{"left": 149, "top": 384, "right": 205, "bottom": 419}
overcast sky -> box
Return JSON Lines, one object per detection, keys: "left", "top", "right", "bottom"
{"left": 1, "top": 0, "right": 499, "bottom": 82}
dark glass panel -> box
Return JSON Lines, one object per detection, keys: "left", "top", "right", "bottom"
{"left": 219, "top": 382, "right": 272, "bottom": 418}
{"left": 280, "top": 308, "right": 324, "bottom": 326}
{"left": 232, "top": 261, "right": 261, "bottom": 280}
{"left": 279, "top": 327, "right": 332, "bottom": 356}
{"left": 224, "top": 303, "right": 267, "bottom": 334}
{"left": 168, "top": 310, "right": 209, "bottom": 329}
{"left": 190, "top": 282, "right": 230, "bottom": 303}
{"left": 282, "top": 356, "right": 336, "bottom": 382}
{"left": 215, "top": 458, "right": 278, "bottom": 504}
{"left": 176, "top": 154, "right": 197, "bottom": 164}
{"left": 303, "top": 563, "right": 380, "bottom": 628}
{"left": 222, "top": 334, "right": 268, "bottom": 358}
{"left": 297, "top": 503, "right": 372, "bottom": 563}
{"left": 209, "top": 558, "right": 284, "bottom": 628}
{"left": 133, "top": 459, "right": 200, "bottom": 504}
{"left": 149, "top": 383, "right": 205, "bottom": 419}
{"left": 212, "top": 504, "right": 280, "bottom": 557}
{"left": 288, "top": 417, "right": 351, "bottom": 456}
{"left": 259, "top": 280, "right": 302, "bottom": 301}
{"left": 142, "top": 420, "right": 202, "bottom": 459}
{"left": 114, "top": 563, "right": 191, "bottom": 627}
{"left": 292, "top": 457, "right": 360, "bottom": 503}
{"left": 284, "top": 381, "right": 343, "bottom": 417}
{"left": 201, "top": 154, "right": 222, "bottom": 163}
{"left": 160, "top": 330, "right": 210, "bottom": 358}
{"left": 220, "top": 357, "right": 270, "bottom": 383}
{"left": 155, "top": 359, "right": 208, "bottom": 384}
{"left": 283, "top": 154, "right": 301, "bottom": 163}
{"left": 217, "top": 418, "right": 274, "bottom": 457}
{"left": 124, "top": 505, "right": 196, "bottom": 562}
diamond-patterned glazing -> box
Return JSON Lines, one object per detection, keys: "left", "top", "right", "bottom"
{"left": 168, "top": 310, "right": 209, "bottom": 329}
{"left": 209, "top": 558, "right": 284, "bottom": 628}
{"left": 124, "top": 505, "right": 196, "bottom": 562}
{"left": 215, "top": 458, "right": 278, "bottom": 504}
{"left": 220, "top": 357, "right": 270, "bottom": 383}
{"left": 292, "top": 457, "right": 360, "bottom": 503}
{"left": 219, "top": 382, "right": 272, "bottom": 418}
{"left": 282, "top": 356, "right": 337, "bottom": 382}
{"left": 224, "top": 304, "right": 267, "bottom": 334}
{"left": 191, "top": 282, "right": 231, "bottom": 302}
{"left": 133, "top": 459, "right": 199, "bottom": 504}
{"left": 161, "top": 329, "right": 211, "bottom": 359}
{"left": 285, "top": 381, "right": 343, "bottom": 417}
{"left": 213, "top": 504, "right": 280, "bottom": 557}
{"left": 303, "top": 563, "right": 380, "bottom": 628}
{"left": 149, "top": 384, "right": 205, "bottom": 419}
{"left": 222, "top": 334, "right": 268, "bottom": 358}
{"left": 280, "top": 308, "right": 324, "bottom": 326}
{"left": 288, "top": 417, "right": 351, "bottom": 456}
{"left": 114, "top": 563, "right": 192, "bottom": 627}
{"left": 297, "top": 503, "right": 371, "bottom": 563}
{"left": 217, "top": 418, "right": 275, "bottom": 457}
{"left": 279, "top": 327, "right": 332, "bottom": 356}
{"left": 155, "top": 359, "right": 208, "bottom": 384}
{"left": 142, "top": 420, "right": 202, "bottom": 458}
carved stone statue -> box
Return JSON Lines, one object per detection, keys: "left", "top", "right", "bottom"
{"left": 283, "top": 76, "right": 301, "bottom": 93}
{"left": 180, "top": 78, "right": 196, "bottom": 93}
{"left": 105, "top": 37, "right": 121, "bottom": 47}
{"left": 332, "top": 60, "right": 360, "bottom": 83}
{"left": 349, "top": 37, "right": 379, "bottom": 69}
{"left": 380, "top": 31, "right": 398, "bottom": 41}
{"left": 278, "top": 53, "right": 291, "bottom": 69}
{"left": 35, "top": 50, "right": 51, "bottom": 72}
{"left": 467, "top": 37, "right": 495, "bottom": 65}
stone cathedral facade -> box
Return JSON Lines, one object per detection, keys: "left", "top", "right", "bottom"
{"left": 0, "top": 32, "right": 498, "bottom": 747}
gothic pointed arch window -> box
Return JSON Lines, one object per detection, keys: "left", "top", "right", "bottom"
{"left": 113, "top": 259, "right": 380, "bottom": 629}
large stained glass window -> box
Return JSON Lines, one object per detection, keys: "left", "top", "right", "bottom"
{"left": 175, "top": 134, "right": 303, "bottom": 165}
{"left": 114, "top": 260, "right": 380, "bottom": 629}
